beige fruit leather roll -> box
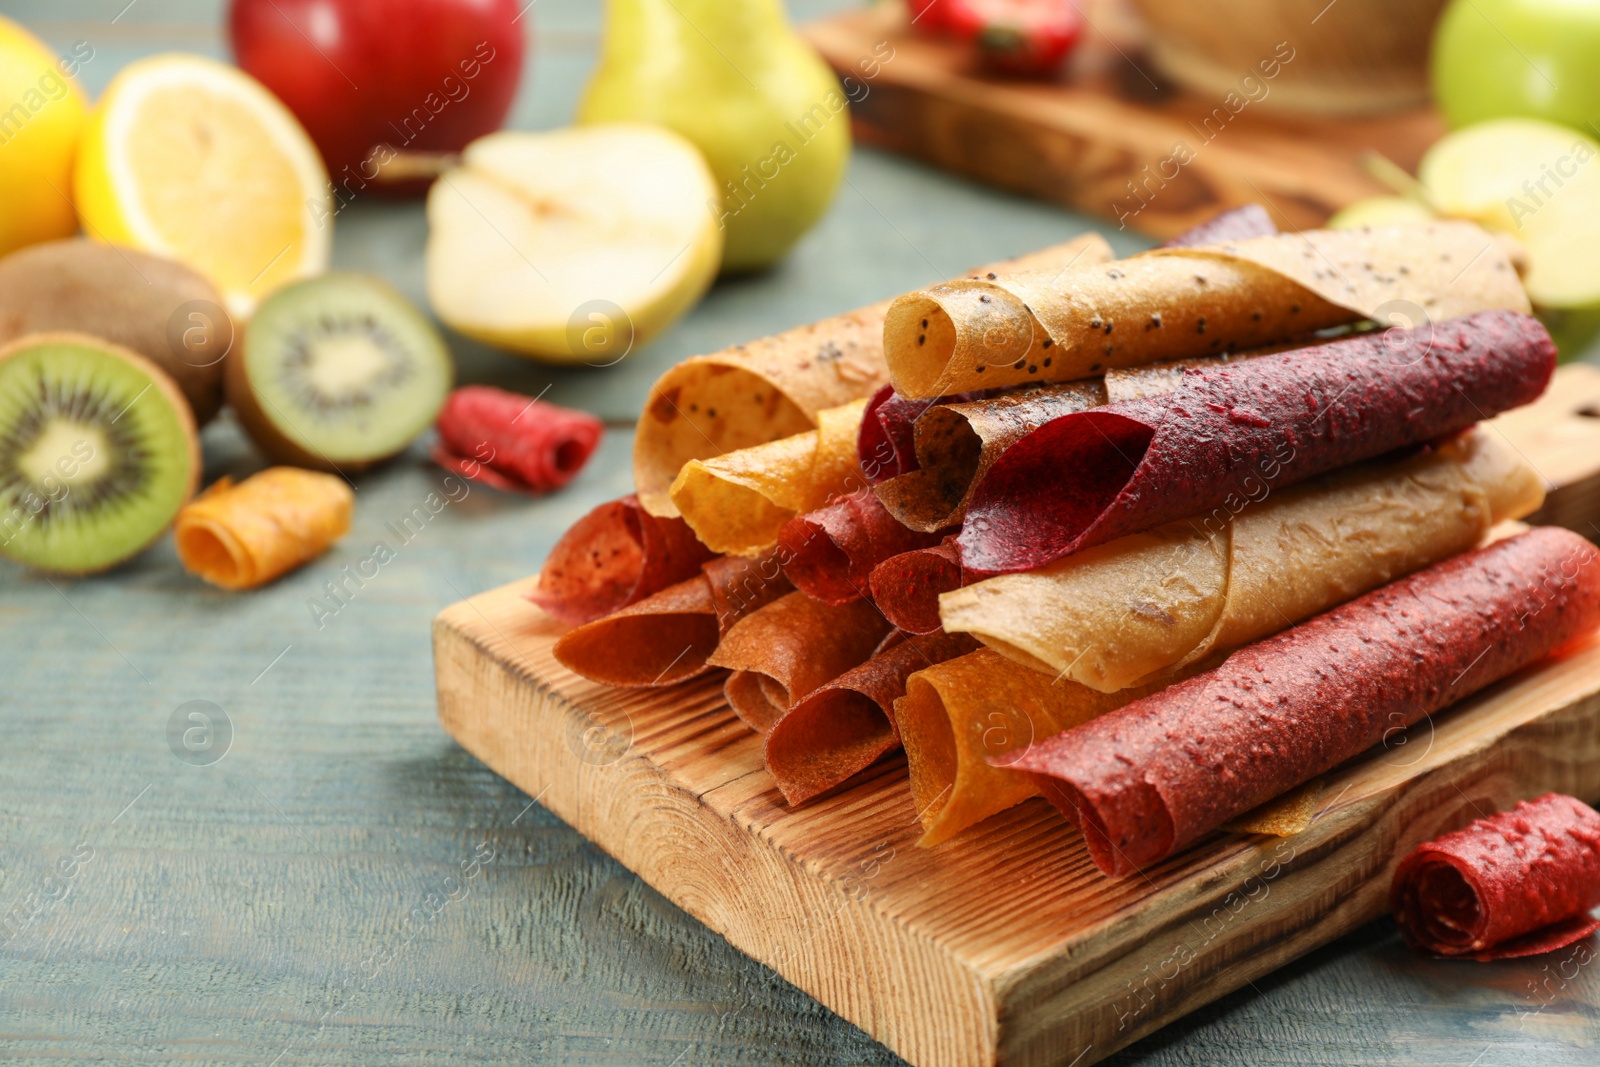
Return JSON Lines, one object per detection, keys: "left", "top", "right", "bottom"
{"left": 174, "top": 467, "right": 353, "bottom": 590}
{"left": 939, "top": 428, "right": 1544, "bottom": 693}
{"left": 633, "top": 233, "right": 1114, "bottom": 516}
{"left": 882, "top": 221, "right": 1530, "bottom": 398}
{"left": 669, "top": 397, "right": 868, "bottom": 556}
{"left": 899, "top": 648, "right": 1325, "bottom": 847}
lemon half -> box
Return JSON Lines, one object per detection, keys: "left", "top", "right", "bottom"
{"left": 74, "top": 53, "right": 331, "bottom": 316}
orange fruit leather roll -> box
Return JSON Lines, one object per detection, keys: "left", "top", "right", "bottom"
{"left": 706, "top": 590, "right": 891, "bottom": 732}
{"left": 174, "top": 467, "right": 353, "bottom": 590}
{"left": 668, "top": 398, "right": 870, "bottom": 557}
{"left": 895, "top": 649, "right": 1196, "bottom": 847}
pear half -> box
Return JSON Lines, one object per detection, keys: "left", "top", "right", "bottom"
{"left": 425, "top": 124, "right": 722, "bottom": 364}
{"left": 1419, "top": 119, "right": 1600, "bottom": 309}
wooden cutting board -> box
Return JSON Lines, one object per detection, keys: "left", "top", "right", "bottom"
{"left": 434, "top": 365, "right": 1600, "bottom": 1067}
{"left": 804, "top": 4, "right": 1444, "bottom": 238}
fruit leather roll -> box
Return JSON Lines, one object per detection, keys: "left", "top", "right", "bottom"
{"left": 1157, "top": 203, "right": 1276, "bottom": 248}
{"left": 174, "top": 467, "right": 353, "bottom": 590}
{"left": 896, "top": 649, "right": 1177, "bottom": 845}
{"left": 884, "top": 220, "right": 1529, "bottom": 399}
{"left": 778, "top": 488, "right": 945, "bottom": 605}
{"left": 1392, "top": 793, "right": 1600, "bottom": 960}
{"left": 959, "top": 309, "right": 1556, "bottom": 575}
{"left": 552, "top": 551, "right": 791, "bottom": 687}
{"left": 705, "top": 590, "right": 892, "bottom": 732}
{"left": 634, "top": 233, "right": 1114, "bottom": 516}
{"left": 431, "top": 386, "right": 603, "bottom": 493}
{"left": 669, "top": 397, "right": 868, "bottom": 556}
{"left": 941, "top": 429, "right": 1544, "bottom": 691}
{"left": 1010, "top": 527, "right": 1600, "bottom": 878}
{"left": 872, "top": 380, "right": 1106, "bottom": 532}
{"left": 763, "top": 630, "right": 978, "bottom": 805}
{"left": 528, "top": 494, "right": 715, "bottom": 625}
{"left": 857, "top": 382, "right": 998, "bottom": 485}
{"left": 870, "top": 537, "right": 964, "bottom": 635}
{"left": 896, "top": 648, "right": 1312, "bottom": 845}
{"left": 867, "top": 349, "right": 1277, "bottom": 533}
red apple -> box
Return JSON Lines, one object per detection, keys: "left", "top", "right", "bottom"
{"left": 229, "top": 0, "right": 527, "bottom": 197}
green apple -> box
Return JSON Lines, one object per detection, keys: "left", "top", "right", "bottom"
{"left": 1327, "top": 196, "right": 1437, "bottom": 229}
{"left": 425, "top": 125, "right": 723, "bottom": 364}
{"left": 1432, "top": 0, "right": 1600, "bottom": 133}
{"left": 1537, "top": 303, "right": 1600, "bottom": 362}
{"left": 578, "top": 0, "right": 852, "bottom": 272}
{"left": 1419, "top": 118, "right": 1600, "bottom": 308}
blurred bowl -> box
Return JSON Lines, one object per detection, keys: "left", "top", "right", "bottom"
{"left": 1129, "top": 0, "right": 1448, "bottom": 115}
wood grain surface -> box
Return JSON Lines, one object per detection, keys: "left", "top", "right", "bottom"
{"left": 806, "top": 3, "right": 1445, "bottom": 238}
{"left": 4, "top": 2, "right": 1600, "bottom": 1065}
{"left": 434, "top": 366, "right": 1600, "bottom": 1067}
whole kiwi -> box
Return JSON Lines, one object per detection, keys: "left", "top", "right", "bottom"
{"left": 0, "top": 239, "right": 234, "bottom": 425}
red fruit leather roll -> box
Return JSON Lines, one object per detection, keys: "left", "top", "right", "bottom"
{"left": 432, "top": 385, "right": 604, "bottom": 493}
{"left": 859, "top": 384, "right": 922, "bottom": 484}
{"left": 528, "top": 495, "right": 715, "bottom": 625}
{"left": 869, "top": 536, "right": 965, "bottom": 634}
{"left": 552, "top": 550, "right": 791, "bottom": 687}
{"left": 959, "top": 310, "right": 1556, "bottom": 575}
{"left": 764, "top": 630, "right": 979, "bottom": 805}
{"left": 1009, "top": 527, "right": 1600, "bottom": 878}
{"left": 1392, "top": 793, "right": 1600, "bottom": 960}
{"left": 857, "top": 383, "right": 1002, "bottom": 484}
{"left": 1159, "top": 204, "right": 1277, "bottom": 248}
{"left": 779, "top": 489, "right": 945, "bottom": 605}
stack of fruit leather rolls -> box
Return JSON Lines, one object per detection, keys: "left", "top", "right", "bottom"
{"left": 1009, "top": 528, "right": 1600, "bottom": 877}
{"left": 860, "top": 204, "right": 1282, "bottom": 528}
{"left": 954, "top": 309, "right": 1552, "bottom": 575}
{"left": 551, "top": 237, "right": 1113, "bottom": 686}
{"left": 859, "top": 308, "right": 1554, "bottom": 632}
{"left": 631, "top": 233, "right": 1114, "bottom": 516}
{"left": 893, "top": 427, "right": 1544, "bottom": 845}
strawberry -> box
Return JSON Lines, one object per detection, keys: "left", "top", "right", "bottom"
{"left": 945, "top": 0, "right": 1083, "bottom": 76}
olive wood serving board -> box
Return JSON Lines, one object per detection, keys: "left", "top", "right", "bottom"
{"left": 803, "top": 4, "right": 1444, "bottom": 238}
{"left": 433, "top": 364, "right": 1600, "bottom": 1067}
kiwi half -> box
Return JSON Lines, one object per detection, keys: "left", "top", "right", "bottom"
{"left": 227, "top": 274, "right": 453, "bottom": 472}
{"left": 0, "top": 239, "right": 233, "bottom": 425}
{"left": 0, "top": 332, "right": 200, "bottom": 574}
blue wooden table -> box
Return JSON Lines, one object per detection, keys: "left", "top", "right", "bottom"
{"left": 3, "top": 2, "right": 1597, "bottom": 1063}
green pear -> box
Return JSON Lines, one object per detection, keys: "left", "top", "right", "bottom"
{"left": 578, "top": 0, "right": 852, "bottom": 272}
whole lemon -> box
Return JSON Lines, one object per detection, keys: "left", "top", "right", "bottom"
{"left": 0, "top": 17, "right": 89, "bottom": 256}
